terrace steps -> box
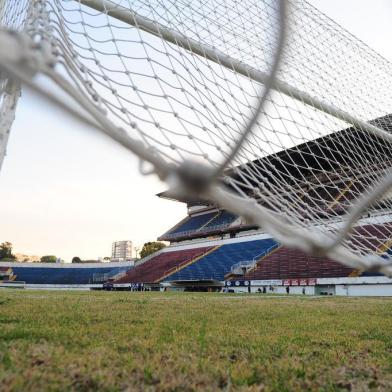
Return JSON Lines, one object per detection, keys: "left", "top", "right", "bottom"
{"left": 224, "top": 243, "right": 281, "bottom": 279}
{"left": 243, "top": 245, "right": 354, "bottom": 280}
{"left": 349, "top": 269, "right": 361, "bottom": 277}
{"left": 377, "top": 238, "right": 392, "bottom": 254}
{"left": 198, "top": 212, "right": 220, "bottom": 231}
{"left": 329, "top": 180, "right": 353, "bottom": 209}
{"left": 166, "top": 239, "right": 277, "bottom": 282}
{"left": 157, "top": 245, "right": 221, "bottom": 282}
{"left": 245, "top": 244, "right": 282, "bottom": 275}
{"left": 115, "top": 247, "right": 215, "bottom": 284}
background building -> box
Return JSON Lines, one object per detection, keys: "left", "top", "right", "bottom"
{"left": 112, "top": 241, "right": 133, "bottom": 261}
{"left": 15, "top": 254, "right": 41, "bottom": 263}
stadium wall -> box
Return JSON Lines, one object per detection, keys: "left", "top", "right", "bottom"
{"left": 225, "top": 276, "right": 392, "bottom": 296}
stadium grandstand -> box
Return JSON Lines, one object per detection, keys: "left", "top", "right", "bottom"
{"left": 0, "top": 261, "right": 134, "bottom": 289}
{"left": 105, "top": 114, "right": 392, "bottom": 296}
{"left": 3, "top": 115, "right": 392, "bottom": 294}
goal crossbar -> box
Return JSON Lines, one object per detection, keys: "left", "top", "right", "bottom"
{"left": 81, "top": 0, "right": 392, "bottom": 144}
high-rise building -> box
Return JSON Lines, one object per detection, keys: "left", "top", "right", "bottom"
{"left": 111, "top": 241, "right": 133, "bottom": 260}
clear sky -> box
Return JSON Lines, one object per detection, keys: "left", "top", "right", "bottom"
{"left": 0, "top": 0, "right": 391, "bottom": 262}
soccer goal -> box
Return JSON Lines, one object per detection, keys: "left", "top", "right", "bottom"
{"left": 1, "top": 0, "right": 392, "bottom": 274}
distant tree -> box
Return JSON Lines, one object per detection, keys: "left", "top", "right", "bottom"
{"left": 0, "top": 242, "right": 16, "bottom": 261}
{"left": 40, "top": 255, "right": 57, "bottom": 263}
{"left": 72, "top": 256, "right": 82, "bottom": 263}
{"left": 103, "top": 257, "right": 111, "bottom": 261}
{"left": 140, "top": 242, "right": 166, "bottom": 259}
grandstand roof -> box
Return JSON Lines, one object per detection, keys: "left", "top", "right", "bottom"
{"left": 157, "top": 190, "right": 208, "bottom": 205}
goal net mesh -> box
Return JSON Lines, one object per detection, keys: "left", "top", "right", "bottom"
{"left": 1, "top": 0, "right": 392, "bottom": 273}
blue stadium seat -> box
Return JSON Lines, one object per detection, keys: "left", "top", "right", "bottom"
{"left": 165, "top": 238, "right": 277, "bottom": 281}
{"left": 203, "top": 211, "right": 237, "bottom": 229}
{"left": 169, "top": 212, "right": 218, "bottom": 234}
{"left": 10, "top": 265, "right": 132, "bottom": 284}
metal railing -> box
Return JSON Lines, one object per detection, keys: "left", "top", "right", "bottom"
{"left": 92, "top": 270, "right": 127, "bottom": 283}
{"left": 230, "top": 243, "right": 280, "bottom": 273}
{"left": 163, "top": 220, "right": 237, "bottom": 239}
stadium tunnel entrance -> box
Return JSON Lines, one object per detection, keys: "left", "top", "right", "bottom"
{"left": 315, "top": 284, "right": 336, "bottom": 296}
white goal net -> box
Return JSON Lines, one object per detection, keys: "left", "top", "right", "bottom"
{"left": 1, "top": 0, "right": 392, "bottom": 274}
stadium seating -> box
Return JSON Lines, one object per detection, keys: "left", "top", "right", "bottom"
{"left": 297, "top": 180, "right": 358, "bottom": 217}
{"left": 162, "top": 210, "right": 239, "bottom": 240}
{"left": 289, "top": 178, "right": 372, "bottom": 218}
{"left": 349, "top": 223, "right": 392, "bottom": 253}
{"left": 244, "top": 223, "right": 392, "bottom": 280}
{"left": 203, "top": 211, "right": 237, "bottom": 229}
{"left": 168, "top": 212, "right": 218, "bottom": 235}
{"left": 165, "top": 239, "right": 277, "bottom": 281}
{"left": 333, "top": 180, "right": 366, "bottom": 213}
{"left": 115, "top": 247, "right": 214, "bottom": 283}
{"left": 9, "top": 265, "right": 132, "bottom": 285}
{"left": 244, "top": 246, "right": 353, "bottom": 280}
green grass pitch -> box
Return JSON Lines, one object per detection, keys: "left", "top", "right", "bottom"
{"left": 0, "top": 290, "right": 392, "bottom": 391}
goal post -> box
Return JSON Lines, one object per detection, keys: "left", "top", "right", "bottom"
{"left": 79, "top": 0, "right": 392, "bottom": 145}
{"left": 0, "top": 0, "right": 28, "bottom": 171}
{"left": 0, "top": 79, "right": 20, "bottom": 172}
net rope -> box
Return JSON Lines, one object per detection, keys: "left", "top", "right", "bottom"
{"left": 1, "top": 0, "right": 392, "bottom": 274}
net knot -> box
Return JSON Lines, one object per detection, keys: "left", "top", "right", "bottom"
{"left": 171, "top": 160, "right": 214, "bottom": 197}
{"left": 0, "top": 29, "right": 40, "bottom": 78}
